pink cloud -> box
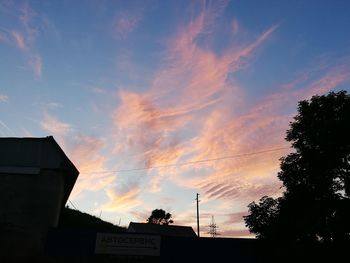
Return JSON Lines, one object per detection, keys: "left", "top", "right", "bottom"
{"left": 46, "top": 102, "right": 62, "bottom": 108}
{"left": 129, "top": 210, "right": 150, "bottom": 223}
{"left": 19, "top": 3, "right": 37, "bottom": 42}
{"left": 101, "top": 185, "right": 141, "bottom": 212}
{"left": 28, "top": 54, "right": 42, "bottom": 78}
{"left": 110, "top": 4, "right": 281, "bottom": 209}
{"left": 10, "top": 30, "right": 43, "bottom": 78}
{"left": 112, "top": 13, "right": 279, "bottom": 185}
{"left": 40, "top": 113, "right": 113, "bottom": 198}
{"left": 185, "top": 69, "right": 349, "bottom": 202}
{"left": 108, "top": 3, "right": 350, "bottom": 236}
{"left": 224, "top": 212, "right": 249, "bottom": 224}
{"left": 220, "top": 228, "right": 252, "bottom": 238}
{"left": 92, "top": 87, "right": 106, "bottom": 94}
{"left": 114, "top": 10, "right": 142, "bottom": 39}
{"left": 5, "top": 3, "right": 43, "bottom": 78}
{"left": 11, "top": 30, "right": 27, "bottom": 50}
{"left": 0, "top": 32, "right": 8, "bottom": 42}
{"left": 0, "top": 94, "right": 8, "bottom": 102}
{"left": 40, "top": 113, "right": 71, "bottom": 136}
{"left": 67, "top": 134, "right": 113, "bottom": 198}
{"left": 232, "top": 18, "right": 239, "bottom": 34}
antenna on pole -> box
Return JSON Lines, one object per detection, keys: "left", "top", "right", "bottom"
{"left": 195, "top": 193, "right": 200, "bottom": 237}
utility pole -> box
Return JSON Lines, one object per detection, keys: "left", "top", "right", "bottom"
{"left": 196, "top": 193, "right": 200, "bottom": 237}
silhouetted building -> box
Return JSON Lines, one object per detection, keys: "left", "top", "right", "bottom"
{"left": 127, "top": 222, "right": 197, "bottom": 237}
{"left": 0, "top": 136, "right": 79, "bottom": 261}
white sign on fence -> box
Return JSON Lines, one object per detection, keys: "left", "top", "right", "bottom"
{"left": 95, "top": 233, "right": 161, "bottom": 256}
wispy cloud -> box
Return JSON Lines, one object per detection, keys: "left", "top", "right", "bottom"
{"left": 67, "top": 134, "right": 113, "bottom": 198}
{"left": 11, "top": 30, "right": 27, "bottom": 50}
{"left": 113, "top": 9, "right": 143, "bottom": 39}
{"left": 129, "top": 210, "right": 150, "bottom": 223}
{"left": 2, "top": 2, "right": 43, "bottom": 78}
{"left": 232, "top": 18, "right": 239, "bottom": 34}
{"left": 19, "top": 3, "right": 38, "bottom": 43}
{"left": 112, "top": 2, "right": 279, "bottom": 200}
{"left": 224, "top": 211, "right": 249, "bottom": 224}
{"left": 189, "top": 67, "right": 349, "bottom": 202}
{"left": 0, "top": 94, "right": 8, "bottom": 102}
{"left": 102, "top": 183, "right": 141, "bottom": 211}
{"left": 220, "top": 228, "right": 251, "bottom": 238}
{"left": 46, "top": 102, "right": 62, "bottom": 109}
{"left": 40, "top": 113, "right": 71, "bottom": 136}
{"left": 33, "top": 101, "right": 63, "bottom": 109}
{"left": 28, "top": 54, "right": 42, "bottom": 78}
{"left": 40, "top": 112, "right": 114, "bottom": 198}
{"left": 92, "top": 87, "right": 107, "bottom": 94}
{"left": 0, "top": 31, "right": 7, "bottom": 42}
{"left": 107, "top": 1, "right": 350, "bottom": 234}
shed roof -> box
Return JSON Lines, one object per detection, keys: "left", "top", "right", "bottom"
{"left": 128, "top": 222, "right": 197, "bottom": 237}
{"left": 0, "top": 136, "right": 79, "bottom": 205}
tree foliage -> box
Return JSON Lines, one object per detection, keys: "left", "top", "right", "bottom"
{"left": 244, "top": 91, "right": 350, "bottom": 242}
{"left": 147, "top": 209, "right": 173, "bottom": 225}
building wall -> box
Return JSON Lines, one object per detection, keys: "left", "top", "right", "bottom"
{"left": 0, "top": 169, "right": 65, "bottom": 261}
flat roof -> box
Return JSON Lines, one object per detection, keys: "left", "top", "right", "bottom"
{"left": 128, "top": 222, "right": 197, "bottom": 237}
{"left": 0, "top": 136, "right": 79, "bottom": 205}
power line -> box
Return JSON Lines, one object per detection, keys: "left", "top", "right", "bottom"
{"left": 84, "top": 146, "right": 290, "bottom": 175}
{"left": 68, "top": 199, "right": 78, "bottom": 210}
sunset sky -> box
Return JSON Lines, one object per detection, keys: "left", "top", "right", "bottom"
{"left": 1, "top": 0, "right": 350, "bottom": 237}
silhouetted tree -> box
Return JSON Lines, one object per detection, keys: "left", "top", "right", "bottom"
{"left": 147, "top": 209, "right": 173, "bottom": 225}
{"left": 244, "top": 196, "right": 281, "bottom": 239}
{"left": 244, "top": 91, "right": 350, "bottom": 242}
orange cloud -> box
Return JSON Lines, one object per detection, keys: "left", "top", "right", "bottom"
{"left": 184, "top": 68, "right": 349, "bottom": 202}
{"left": 108, "top": 3, "right": 350, "bottom": 234}
{"left": 40, "top": 113, "right": 114, "bottom": 199}
{"left": 101, "top": 184, "right": 141, "bottom": 212}
{"left": 129, "top": 210, "right": 150, "bottom": 223}
{"left": 112, "top": 8, "right": 279, "bottom": 198}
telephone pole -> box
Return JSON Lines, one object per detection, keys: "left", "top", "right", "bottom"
{"left": 196, "top": 193, "right": 200, "bottom": 237}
